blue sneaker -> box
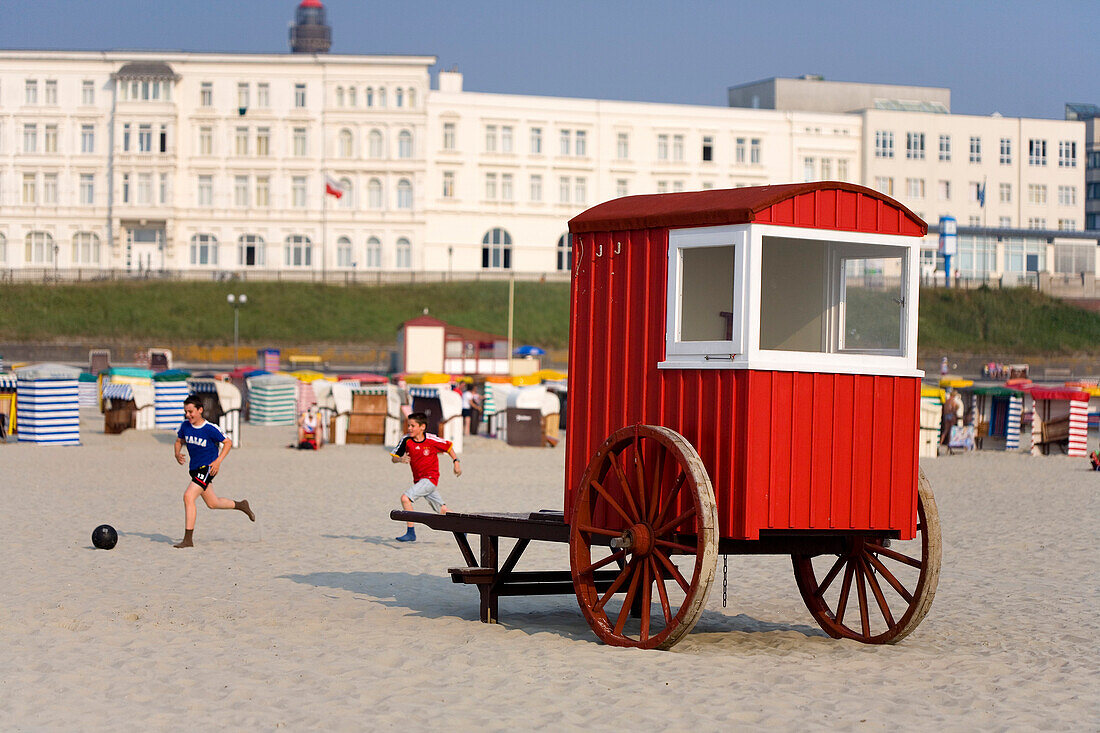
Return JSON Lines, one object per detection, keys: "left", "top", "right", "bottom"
{"left": 396, "top": 528, "right": 416, "bottom": 542}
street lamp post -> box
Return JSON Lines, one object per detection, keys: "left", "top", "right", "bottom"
{"left": 227, "top": 293, "right": 247, "bottom": 369}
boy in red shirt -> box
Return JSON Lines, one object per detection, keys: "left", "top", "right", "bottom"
{"left": 392, "top": 412, "right": 461, "bottom": 542}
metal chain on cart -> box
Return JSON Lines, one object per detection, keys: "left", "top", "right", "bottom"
{"left": 722, "top": 554, "right": 728, "bottom": 608}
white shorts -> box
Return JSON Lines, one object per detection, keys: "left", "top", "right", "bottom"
{"left": 405, "top": 478, "right": 445, "bottom": 513}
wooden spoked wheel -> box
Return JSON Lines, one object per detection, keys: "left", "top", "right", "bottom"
{"left": 569, "top": 425, "right": 718, "bottom": 650}
{"left": 792, "top": 470, "right": 941, "bottom": 644}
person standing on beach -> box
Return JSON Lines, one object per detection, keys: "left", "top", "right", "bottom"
{"left": 173, "top": 395, "right": 255, "bottom": 548}
{"left": 392, "top": 412, "right": 460, "bottom": 542}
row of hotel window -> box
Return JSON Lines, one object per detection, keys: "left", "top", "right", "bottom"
{"left": 19, "top": 78, "right": 419, "bottom": 111}
{"left": 450, "top": 124, "right": 764, "bottom": 164}
{"left": 872, "top": 177, "right": 1079, "bottom": 206}
{"left": 1, "top": 231, "right": 575, "bottom": 272}
{"left": 874, "top": 132, "right": 1077, "bottom": 167}
{"left": 13, "top": 172, "right": 415, "bottom": 210}
{"left": 0, "top": 232, "right": 413, "bottom": 269}
{"left": 462, "top": 173, "right": 721, "bottom": 204}
{"left": 11, "top": 123, "right": 417, "bottom": 160}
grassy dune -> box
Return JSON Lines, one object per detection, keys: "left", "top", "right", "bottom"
{"left": 3, "top": 281, "right": 1100, "bottom": 355}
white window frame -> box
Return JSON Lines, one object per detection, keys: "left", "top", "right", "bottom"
{"left": 662, "top": 226, "right": 749, "bottom": 363}
{"left": 659, "top": 223, "right": 919, "bottom": 376}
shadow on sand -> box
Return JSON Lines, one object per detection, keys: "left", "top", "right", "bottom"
{"left": 279, "top": 569, "right": 828, "bottom": 644}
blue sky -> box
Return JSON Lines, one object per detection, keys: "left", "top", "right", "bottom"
{"left": 7, "top": 0, "right": 1099, "bottom": 119}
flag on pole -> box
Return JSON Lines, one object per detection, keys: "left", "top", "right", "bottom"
{"left": 977, "top": 181, "right": 986, "bottom": 208}
{"left": 324, "top": 175, "right": 345, "bottom": 199}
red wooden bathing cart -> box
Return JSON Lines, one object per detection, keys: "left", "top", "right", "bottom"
{"left": 393, "top": 182, "right": 941, "bottom": 650}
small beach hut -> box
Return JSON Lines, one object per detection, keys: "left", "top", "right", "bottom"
{"left": 153, "top": 370, "right": 191, "bottom": 429}
{"left": 407, "top": 384, "right": 463, "bottom": 453}
{"left": 967, "top": 385, "right": 1019, "bottom": 449}
{"left": 1029, "top": 386, "right": 1089, "bottom": 457}
{"left": 188, "top": 377, "right": 243, "bottom": 447}
{"left": 1065, "top": 382, "right": 1100, "bottom": 430}
{"left": 346, "top": 382, "right": 405, "bottom": 445}
{"left": 101, "top": 381, "right": 156, "bottom": 433}
{"left": 918, "top": 385, "right": 944, "bottom": 457}
{"left": 260, "top": 349, "right": 281, "bottom": 372}
{"left": 291, "top": 370, "right": 331, "bottom": 416}
{"left": 482, "top": 379, "right": 515, "bottom": 438}
{"left": 0, "top": 372, "right": 17, "bottom": 438}
{"left": 147, "top": 348, "right": 172, "bottom": 372}
{"left": 98, "top": 367, "right": 155, "bottom": 413}
{"left": 77, "top": 372, "right": 98, "bottom": 409}
{"left": 503, "top": 385, "right": 561, "bottom": 447}
{"left": 88, "top": 349, "right": 110, "bottom": 376}
{"left": 246, "top": 373, "right": 298, "bottom": 426}
{"left": 14, "top": 363, "right": 81, "bottom": 445}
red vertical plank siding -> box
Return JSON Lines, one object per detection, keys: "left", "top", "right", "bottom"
{"left": 768, "top": 372, "right": 793, "bottom": 528}
{"left": 815, "top": 189, "right": 838, "bottom": 229}
{"left": 829, "top": 376, "right": 855, "bottom": 530}
{"left": 566, "top": 193, "right": 923, "bottom": 538}
{"left": 809, "top": 373, "right": 835, "bottom": 527}
{"left": 837, "top": 191, "right": 858, "bottom": 230}
{"left": 869, "top": 377, "right": 894, "bottom": 528}
{"left": 564, "top": 231, "right": 591, "bottom": 523}
{"left": 773, "top": 197, "right": 794, "bottom": 225}
{"left": 788, "top": 372, "right": 815, "bottom": 528}
{"left": 794, "top": 193, "right": 814, "bottom": 227}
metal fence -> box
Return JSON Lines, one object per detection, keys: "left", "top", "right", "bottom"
{"left": 0, "top": 268, "right": 573, "bottom": 286}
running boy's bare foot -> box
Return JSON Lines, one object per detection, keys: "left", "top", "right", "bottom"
{"left": 234, "top": 500, "right": 255, "bottom": 521}
{"left": 174, "top": 529, "right": 194, "bottom": 548}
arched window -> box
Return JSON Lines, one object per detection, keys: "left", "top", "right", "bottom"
{"left": 238, "top": 234, "right": 265, "bottom": 267}
{"left": 0, "top": 232, "right": 6, "bottom": 264}
{"left": 347, "top": 87, "right": 357, "bottom": 106}
{"left": 335, "top": 86, "right": 344, "bottom": 107}
{"left": 396, "top": 179, "right": 413, "bottom": 209}
{"left": 338, "top": 177, "right": 354, "bottom": 209}
{"left": 284, "top": 234, "right": 312, "bottom": 268}
{"left": 395, "top": 87, "right": 404, "bottom": 107}
{"left": 338, "top": 129, "right": 353, "bottom": 158}
{"left": 397, "top": 129, "right": 413, "bottom": 159}
{"left": 189, "top": 233, "right": 218, "bottom": 266}
{"left": 368, "top": 178, "right": 383, "bottom": 209}
{"left": 72, "top": 231, "right": 101, "bottom": 265}
{"left": 556, "top": 233, "right": 572, "bottom": 271}
{"left": 378, "top": 87, "right": 386, "bottom": 107}
{"left": 481, "top": 227, "right": 512, "bottom": 269}
{"left": 395, "top": 237, "right": 411, "bottom": 268}
{"left": 336, "top": 236, "right": 353, "bottom": 268}
{"left": 25, "top": 231, "right": 54, "bottom": 264}
{"left": 407, "top": 88, "right": 416, "bottom": 109}
{"left": 365, "top": 87, "right": 373, "bottom": 106}
{"left": 368, "top": 129, "right": 384, "bottom": 159}
{"left": 365, "top": 236, "right": 382, "bottom": 268}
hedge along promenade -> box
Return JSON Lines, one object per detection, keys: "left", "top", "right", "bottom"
{"left": 4, "top": 281, "right": 1100, "bottom": 355}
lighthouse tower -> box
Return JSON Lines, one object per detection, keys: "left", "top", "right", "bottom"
{"left": 289, "top": 0, "right": 332, "bottom": 54}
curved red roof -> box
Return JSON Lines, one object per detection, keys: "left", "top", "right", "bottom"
{"left": 300, "top": 0, "right": 323, "bottom": 7}
{"left": 569, "top": 181, "right": 927, "bottom": 236}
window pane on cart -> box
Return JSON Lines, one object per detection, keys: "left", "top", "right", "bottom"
{"left": 679, "top": 245, "right": 734, "bottom": 341}
{"left": 760, "top": 237, "right": 827, "bottom": 352}
{"left": 841, "top": 257, "right": 904, "bottom": 352}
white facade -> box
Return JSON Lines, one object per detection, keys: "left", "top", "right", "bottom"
{"left": 0, "top": 51, "right": 1087, "bottom": 282}
{"left": 0, "top": 50, "right": 433, "bottom": 275}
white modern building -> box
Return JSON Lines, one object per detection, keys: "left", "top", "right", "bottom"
{"left": 0, "top": 2, "right": 1090, "bottom": 286}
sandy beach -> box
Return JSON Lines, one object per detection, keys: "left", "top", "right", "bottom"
{"left": 1, "top": 410, "right": 1097, "bottom": 731}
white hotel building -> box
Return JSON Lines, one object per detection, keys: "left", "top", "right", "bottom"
{"left": 0, "top": 45, "right": 1089, "bottom": 285}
